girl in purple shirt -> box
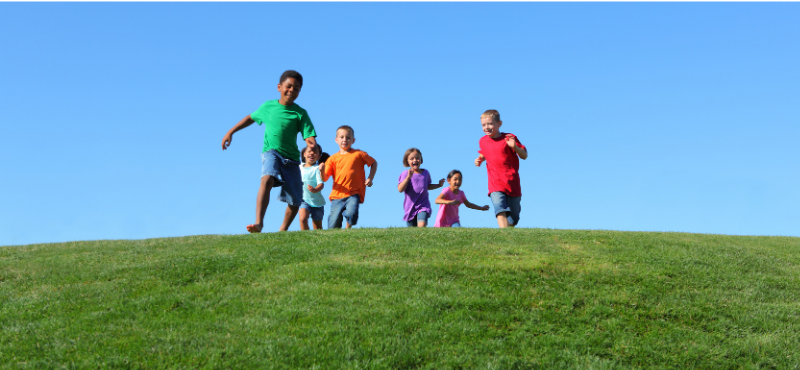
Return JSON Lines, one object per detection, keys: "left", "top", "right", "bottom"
{"left": 397, "top": 148, "right": 445, "bottom": 227}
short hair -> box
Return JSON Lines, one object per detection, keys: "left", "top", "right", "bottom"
{"left": 447, "top": 169, "right": 462, "bottom": 180}
{"left": 300, "top": 144, "right": 330, "bottom": 164}
{"left": 336, "top": 125, "right": 355, "bottom": 137}
{"left": 402, "top": 148, "right": 423, "bottom": 167}
{"left": 279, "top": 70, "right": 303, "bottom": 87}
{"left": 481, "top": 109, "right": 501, "bottom": 122}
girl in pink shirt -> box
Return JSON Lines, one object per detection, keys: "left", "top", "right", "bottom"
{"left": 434, "top": 170, "right": 490, "bottom": 227}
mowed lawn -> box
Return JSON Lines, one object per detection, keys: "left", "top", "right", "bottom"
{"left": 1, "top": 228, "right": 799, "bottom": 369}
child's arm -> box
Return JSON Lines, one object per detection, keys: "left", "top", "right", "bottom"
{"left": 505, "top": 135, "right": 528, "bottom": 160}
{"left": 428, "top": 178, "right": 445, "bottom": 190}
{"left": 475, "top": 153, "right": 485, "bottom": 167}
{"left": 308, "top": 183, "right": 324, "bottom": 193}
{"left": 464, "top": 199, "right": 490, "bottom": 211}
{"left": 305, "top": 136, "right": 317, "bottom": 151}
{"left": 398, "top": 169, "right": 414, "bottom": 192}
{"left": 221, "top": 115, "right": 255, "bottom": 150}
{"left": 435, "top": 192, "right": 461, "bottom": 206}
{"left": 365, "top": 161, "right": 378, "bottom": 187}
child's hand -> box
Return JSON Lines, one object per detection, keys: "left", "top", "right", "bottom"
{"left": 437, "top": 178, "right": 445, "bottom": 187}
{"left": 221, "top": 133, "right": 233, "bottom": 150}
{"left": 308, "top": 185, "right": 319, "bottom": 193}
{"left": 481, "top": 205, "right": 490, "bottom": 211}
{"left": 505, "top": 134, "right": 517, "bottom": 148}
{"left": 475, "top": 155, "right": 485, "bottom": 167}
{"left": 450, "top": 200, "right": 462, "bottom": 207}
{"left": 365, "top": 178, "right": 373, "bottom": 187}
{"left": 318, "top": 162, "right": 325, "bottom": 173}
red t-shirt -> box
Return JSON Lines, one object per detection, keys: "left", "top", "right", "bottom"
{"left": 478, "top": 133, "right": 526, "bottom": 197}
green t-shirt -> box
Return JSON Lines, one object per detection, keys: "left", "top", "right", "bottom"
{"left": 250, "top": 100, "right": 316, "bottom": 161}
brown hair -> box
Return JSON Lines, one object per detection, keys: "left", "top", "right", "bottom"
{"left": 481, "top": 109, "right": 501, "bottom": 122}
{"left": 336, "top": 125, "right": 355, "bottom": 137}
{"left": 402, "top": 148, "right": 423, "bottom": 167}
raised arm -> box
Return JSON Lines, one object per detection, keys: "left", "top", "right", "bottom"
{"left": 505, "top": 134, "right": 528, "bottom": 160}
{"left": 221, "top": 115, "right": 255, "bottom": 150}
{"left": 428, "top": 178, "right": 445, "bottom": 190}
{"left": 398, "top": 169, "right": 414, "bottom": 192}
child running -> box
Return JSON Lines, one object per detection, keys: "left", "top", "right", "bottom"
{"left": 397, "top": 148, "right": 445, "bottom": 227}
{"left": 221, "top": 70, "right": 317, "bottom": 233}
{"left": 298, "top": 144, "right": 330, "bottom": 230}
{"left": 321, "top": 125, "right": 378, "bottom": 229}
{"left": 433, "top": 170, "right": 490, "bottom": 227}
{"left": 474, "top": 109, "right": 528, "bottom": 228}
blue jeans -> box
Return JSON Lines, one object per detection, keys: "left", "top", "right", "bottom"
{"left": 329, "top": 194, "right": 360, "bottom": 229}
{"left": 406, "top": 211, "right": 430, "bottom": 227}
{"left": 489, "top": 191, "right": 521, "bottom": 226}
{"left": 261, "top": 150, "right": 303, "bottom": 206}
{"left": 450, "top": 222, "right": 461, "bottom": 228}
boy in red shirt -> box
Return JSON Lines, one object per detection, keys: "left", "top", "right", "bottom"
{"left": 474, "top": 109, "right": 528, "bottom": 228}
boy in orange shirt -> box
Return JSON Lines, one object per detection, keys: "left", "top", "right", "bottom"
{"left": 320, "top": 125, "right": 378, "bottom": 229}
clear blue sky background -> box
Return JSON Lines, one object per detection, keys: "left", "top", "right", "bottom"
{"left": 2, "top": 3, "right": 798, "bottom": 246}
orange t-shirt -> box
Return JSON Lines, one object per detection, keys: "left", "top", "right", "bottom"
{"left": 323, "top": 149, "right": 376, "bottom": 203}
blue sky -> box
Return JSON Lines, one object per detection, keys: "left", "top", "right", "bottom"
{"left": 2, "top": 3, "right": 798, "bottom": 246}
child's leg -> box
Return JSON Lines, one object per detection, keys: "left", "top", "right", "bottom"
{"left": 310, "top": 206, "right": 324, "bottom": 230}
{"left": 328, "top": 198, "right": 345, "bottom": 229}
{"left": 280, "top": 205, "right": 300, "bottom": 231}
{"left": 489, "top": 192, "right": 512, "bottom": 229}
{"left": 416, "top": 211, "right": 429, "bottom": 227}
{"left": 276, "top": 154, "right": 303, "bottom": 232}
{"left": 247, "top": 175, "right": 275, "bottom": 233}
{"left": 507, "top": 196, "right": 521, "bottom": 227}
{"left": 341, "top": 195, "right": 360, "bottom": 228}
{"left": 298, "top": 207, "right": 311, "bottom": 231}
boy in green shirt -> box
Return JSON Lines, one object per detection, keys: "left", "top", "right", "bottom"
{"left": 221, "top": 70, "right": 318, "bottom": 233}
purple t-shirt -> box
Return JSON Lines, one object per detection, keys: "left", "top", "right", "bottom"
{"left": 399, "top": 169, "right": 432, "bottom": 221}
{"left": 434, "top": 187, "right": 468, "bottom": 227}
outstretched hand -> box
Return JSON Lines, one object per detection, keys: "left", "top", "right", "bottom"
{"left": 222, "top": 134, "right": 233, "bottom": 150}
{"left": 480, "top": 205, "right": 490, "bottom": 211}
{"left": 436, "top": 178, "right": 445, "bottom": 187}
{"left": 505, "top": 134, "right": 517, "bottom": 148}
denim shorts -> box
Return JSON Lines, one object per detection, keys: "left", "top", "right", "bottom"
{"left": 450, "top": 222, "right": 461, "bottom": 228}
{"left": 489, "top": 191, "right": 521, "bottom": 226}
{"left": 261, "top": 150, "right": 303, "bottom": 206}
{"left": 329, "top": 194, "right": 360, "bottom": 229}
{"left": 406, "top": 211, "right": 430, "bottom": 227}
{"left": 300, "top": 202, "right": 324, "bottom": 222}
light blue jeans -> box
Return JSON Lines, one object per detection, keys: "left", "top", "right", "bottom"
{"left": 328, "top": 194, "right": 360, "bottom": 229}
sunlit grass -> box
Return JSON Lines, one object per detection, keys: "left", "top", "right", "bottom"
{"left": 1, "top": 229, "right": 799, "bottom": 368}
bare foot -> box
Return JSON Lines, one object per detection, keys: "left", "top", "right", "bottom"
{"left": 246, "top": 223, "right": 263, "bottom": 233}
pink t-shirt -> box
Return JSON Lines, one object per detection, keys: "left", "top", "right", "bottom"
{"left": 434, "top": 187, "right": 468, "bottom": 228}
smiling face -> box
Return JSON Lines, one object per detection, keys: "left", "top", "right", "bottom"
{"left": 335, "top": 128, "right": 355, "bottom": 152}
{"left": 303, "top": 145, "right": 320, "bottom": 165}
{"left": 481, "top": 116, "right": 502, "bottom": 138}
{"left": 277, "top": 77, "right": 301, "bottom": 106}
{"left": 407, "top": 151, "right": 422, "bottom": 171}
{"left": 448, "top": 173, "right": 463, "bottom": 192}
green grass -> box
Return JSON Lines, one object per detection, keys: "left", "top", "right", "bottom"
{"left": 2, "top": 228, "right": 799, "bottom": 369}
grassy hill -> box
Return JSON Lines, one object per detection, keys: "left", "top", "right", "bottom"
{"left": 1, "top": 228, "right": 799, "bottom": 369}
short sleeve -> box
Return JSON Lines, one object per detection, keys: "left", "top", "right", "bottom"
{"left": 511, "top": 134, "right": 526, "bottom": 150}
{"left": 424, "top": 170, "right": 432, "bottom": 186}
{"left": 359, "top": 151, "right": 376, "bottom": 167}
{"left": 299, "top": 110, "right": 316, "bottom": 140}
{"left": 250, "top": 102, "right": 269, "bottom": 125}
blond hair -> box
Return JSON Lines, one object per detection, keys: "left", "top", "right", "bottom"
{"left": 481, "top": 109, "right": 501, "bottom": 122}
